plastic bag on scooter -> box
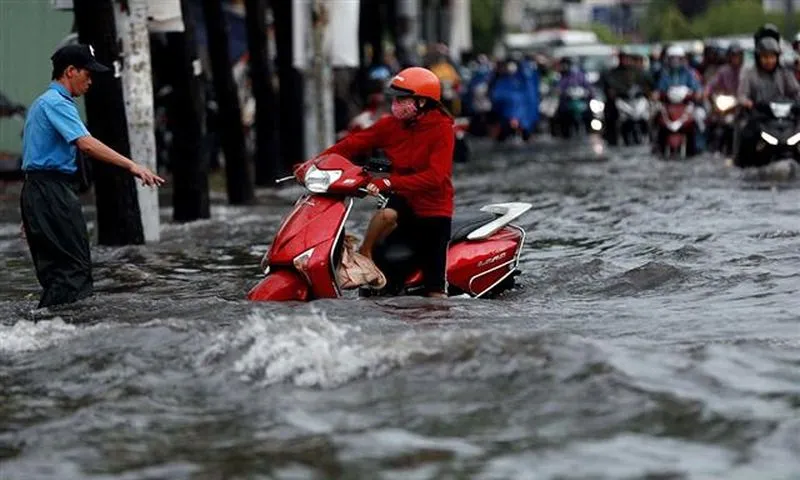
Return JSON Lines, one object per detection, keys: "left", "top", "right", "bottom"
{"left": 336, "top": 234, "right": 387, "bottom": 290}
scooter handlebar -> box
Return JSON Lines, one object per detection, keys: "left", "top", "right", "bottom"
{"left": 357, "top": 188, "right": 389, "bottom": 208}
{"left": 275, "top": 173, "right": 387, "bottom": 208}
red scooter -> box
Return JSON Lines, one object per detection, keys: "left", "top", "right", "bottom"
{"left": 247, "top": 154, "right": 532, "bottom": 301}
{"left": 655, "top": 85, "right": 696, "bottom": 158}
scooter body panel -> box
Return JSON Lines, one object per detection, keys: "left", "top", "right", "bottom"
{"left": 247, "top": 269, "right": 311, "bottom": 301}
{"left": 447, "top": 226, "right": 525, "bottom": 297}
{"left": 268, "top": 196, "right": 347, "bottom": 266}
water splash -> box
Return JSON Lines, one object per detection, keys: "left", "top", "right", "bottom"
{"left": 197, "top": 309, "right": 543, "bottom": 389}
{"left": 0, "top": 318, "right": 106, "bottom": 354}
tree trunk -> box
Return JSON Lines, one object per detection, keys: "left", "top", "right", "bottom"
{"left": 170, "top": 0, "right": 211, "bottom": 221}
{"left": 244, "top": 0, "right": 282, "bottom": 185}
{"left": 73, "top": 0, "right": 144, "bottom": 246}
{"left": 273, "top": 0, "right": 305, "bottom": 169}
{"left": 202, "top": 0, "right": 255, "bottom": 204}
{"left": 359, "top": 0, "right": 383, "bottom": 67}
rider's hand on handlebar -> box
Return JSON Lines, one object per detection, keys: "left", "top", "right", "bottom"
{"left": 741, "top": 99, "right": 754, "bottom": 110}
{"left": 366, "top": 178, "right": 391, "bottom": 196}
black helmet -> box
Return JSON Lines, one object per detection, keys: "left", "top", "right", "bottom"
{"left": 756, "top": 37, "right": 781, "bottom": 55}
{"left": 754, "top": 23, "right": 781, "bottom": 45}
{"left": 727, "top": 41, "right": 744, "bottom": 56}
{"left": 703, "top": 40, "right": 720, "bottom": 54}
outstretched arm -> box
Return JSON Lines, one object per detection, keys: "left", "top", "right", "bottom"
{"left": 76, "top": 136, "right": 164, "bottom": 187}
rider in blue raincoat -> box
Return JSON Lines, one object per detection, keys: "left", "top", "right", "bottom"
{"left": 520, "top": 55, "right": 541, "bottom": 129}
{"left": 655, "top": 46, "right": 701, "bottom": 95}
{"left": 655, "top": 45, "right": 705, "bottom": 152}
{"left": 462, "top": 56, "right": 495, "bottom": 135}
{"left": 490, "top": 59, "right": 539, "bottom": 141}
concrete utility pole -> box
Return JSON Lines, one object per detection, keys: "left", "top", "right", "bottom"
{"left": 397, "top": 0, "right": 421, "bottom": 66}
{"left": 786, "top": 0, "right": 796, "bottom": 41}
{"left": 310, "top": 0, "right": 333, "bottom": 155}
{"left": 449, "top": 0, "right": 472, "bottom": 63}
{"left": 114, "top": 0, "right": 160, "bottom": 243}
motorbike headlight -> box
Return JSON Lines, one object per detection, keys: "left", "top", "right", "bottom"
{"left": 304, "top": 165, "right": 343, "bottom": 193}
{"left": 589, "top": 99, "right": 605, "bottom": 114}
{"left": 760, "top": 131, "right": 779, "bottom": 146}
{"left": 787, "top": 132, "right": 800, "bottom": 146}
{"left": 714, "top": 95, "right": 736, "bottom": 112}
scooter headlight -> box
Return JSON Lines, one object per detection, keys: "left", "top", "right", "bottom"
{"left": 590, "top": 119, "right": 603, "bottom": 131}
{"left": 589, "top": 99, "right": 605, "bottom": 114}
{"left": 714, "top": 95, "right": 736, "bottom": 112}
{"left": 760, "top": 131, "right": 779, "bottom": 146}
{"left": 787, "top": 132, "right": 800, "bottom": 146}
{"left": 304, "top": 165, "right": 343, "bottom": 193}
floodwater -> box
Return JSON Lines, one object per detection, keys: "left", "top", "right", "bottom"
{"left": 1, "top": 139, "right": 799, "bottom": 479}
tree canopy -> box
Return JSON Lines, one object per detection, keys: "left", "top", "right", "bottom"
{"left": 642, "top": 0, "right": 800, "bottom": 42}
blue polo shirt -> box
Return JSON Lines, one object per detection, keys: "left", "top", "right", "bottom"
{"left": 21, "top": 82, "right": 90, "bottom": 174}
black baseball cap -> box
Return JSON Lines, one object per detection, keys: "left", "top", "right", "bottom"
{"left": 51, "top": 44, "right": 110, "bottom": 73}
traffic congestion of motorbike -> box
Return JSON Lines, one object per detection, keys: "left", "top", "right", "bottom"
{"left": 423, "top": 25, "right": 800, "bottom": 171}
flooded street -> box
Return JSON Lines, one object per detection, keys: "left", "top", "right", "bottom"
{"left": 2, "top": 140, "right": 800, "bottom": 479}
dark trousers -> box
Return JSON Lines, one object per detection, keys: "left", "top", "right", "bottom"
{"left": 20, "top": 171, "right": 93, "bottom": 308}
{"left": 381, "top": 196, "right": 452, "bottom": 295}
{"left": 735, "top": 115, "right": 766, "bottom": 167}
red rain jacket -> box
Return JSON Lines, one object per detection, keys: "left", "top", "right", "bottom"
{"left": 321, "top": 109, "right": 455, "bottom": 218}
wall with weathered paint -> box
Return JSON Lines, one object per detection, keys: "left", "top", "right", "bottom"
{"left": 0, "top": 2, "right": 75, "bottom": 154}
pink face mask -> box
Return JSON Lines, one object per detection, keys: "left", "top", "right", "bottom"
{"left": 391, "top": 98, "right": 418, "bottom": 120}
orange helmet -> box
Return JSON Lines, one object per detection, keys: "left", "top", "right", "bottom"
{"left": 388, "top": 67, "right": 441, "bottom": 102}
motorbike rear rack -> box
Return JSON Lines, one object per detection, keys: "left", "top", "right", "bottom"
{"left": 467, "top": 202, "right": 533, "bottom": 241}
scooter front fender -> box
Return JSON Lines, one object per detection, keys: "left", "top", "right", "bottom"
{"left": 247, "top": 269, "right": 310, "bottom": 302}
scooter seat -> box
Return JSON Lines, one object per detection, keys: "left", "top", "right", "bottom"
{"left": 379, "top": 212, "right": 499, "bottom": 266}
{"left": 450, "top": 212, "right": 498, "bottom": 243}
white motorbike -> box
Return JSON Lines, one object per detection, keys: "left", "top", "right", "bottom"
{"left": 615, "top": 86, "right": 650, "bottom": 145}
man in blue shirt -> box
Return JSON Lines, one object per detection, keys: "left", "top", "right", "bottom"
{"left": 21, "top": 44, "right": 164, "bottom": 308}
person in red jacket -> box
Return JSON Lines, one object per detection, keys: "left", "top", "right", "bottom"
{"left": 317, "top": 66, "right": 455, "bottom": 297}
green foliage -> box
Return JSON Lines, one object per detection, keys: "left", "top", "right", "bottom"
{"left": 691, "top": 0, "right": 766, "bottom": 37}
{"left": 471, "top": 0, "right": 500, "bottom": 54}
{"left": 642, "top": 2, "right": 698, "bottom": 42}
{"left": 643, "top": 0, "right": 800, "bottom": 41}
{"left": 589, "top": 23, "right": 625, "bottom": 45}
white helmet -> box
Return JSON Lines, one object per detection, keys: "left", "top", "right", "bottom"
{"left": 794, "top": 32, "right": 800, "bottom": 44}
{"left": 666, "top": 45, "right": 686, "bottom": 58}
